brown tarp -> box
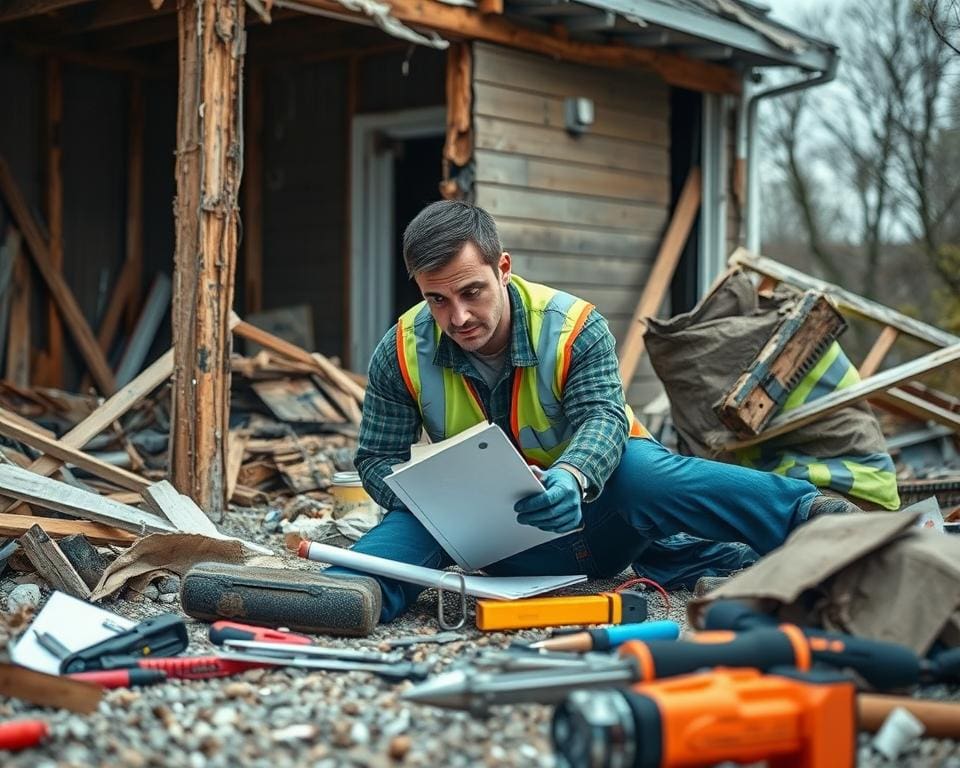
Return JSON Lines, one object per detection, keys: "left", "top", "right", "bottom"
{"left": 644, "top": 270, "right": 888, "bottom": 462}
{"left": 688, "top": 512, "right": 960, "bottom": 654}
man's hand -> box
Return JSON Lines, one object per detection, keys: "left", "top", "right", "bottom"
{"left": 514, "top": 468, "right": 583, "bottom": 533}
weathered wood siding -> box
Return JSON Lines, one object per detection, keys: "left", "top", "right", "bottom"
{"left": 472, "top": 43, "right": 670, "bottom": 407}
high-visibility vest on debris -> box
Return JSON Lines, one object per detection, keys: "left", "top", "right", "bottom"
{"left": 736, "top": 341, "right": 900, "bottom": 510}
{"left": 396, "top": 275, "right": 648, "bottom": 467}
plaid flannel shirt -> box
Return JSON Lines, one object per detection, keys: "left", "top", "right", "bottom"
{"left": 355, "top": 281, "right": 630, "bottom": 511}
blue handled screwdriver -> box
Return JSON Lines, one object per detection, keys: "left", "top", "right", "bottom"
{"left": 528, "top": 620, "right": 681, "bottom": 652}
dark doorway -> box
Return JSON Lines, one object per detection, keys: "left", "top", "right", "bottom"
{"left": 392, "top": 134, "right": 445, "bottom": 315}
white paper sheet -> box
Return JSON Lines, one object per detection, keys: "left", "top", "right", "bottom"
{"left": 10, "top": 591, "right": 136, "bottom": 674}
{"left": 384, "top": 422, "right": 565, "bottom": 571}
{"left": 301, "top": 541, "right": 586, "bottom": 600}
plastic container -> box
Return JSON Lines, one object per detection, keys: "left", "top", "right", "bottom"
{"left": 330, "top": 471, "right": 377, "bottom": 519}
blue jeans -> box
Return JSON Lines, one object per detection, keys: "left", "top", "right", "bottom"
{"left": 329, "top": 438, "right": 819, "bottom": 622}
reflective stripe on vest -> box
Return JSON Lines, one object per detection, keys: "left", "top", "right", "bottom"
{"left": 736, "top": 341, "right": 900, "bottom": 510}
{"left": 397, "top": 275, "right": 648, "bottom": 467}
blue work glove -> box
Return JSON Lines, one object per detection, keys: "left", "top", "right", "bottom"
{"left": 514, "top": 467, "right": 583, "bottom": 533}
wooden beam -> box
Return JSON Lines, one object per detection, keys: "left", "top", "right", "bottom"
{"left": 0, "top": 156, "right": 117, "bottom": 394}
{"left": 291, "top": 0, "right": 740, "bottom": 95}
{"left": 5, "top": 239, "right": 31, "bottom": 387}
{"left": 444, "top": 43, "right": 472, "bottom": 168}
{"left": 19, "top": 523, "right": 92, "bottom": 599}
{"left": 0, "top": 512, "right": 136, "bottom": 544}
{"left": 2, "top": 348, "right": 173, "bottom": 513}
{"left": 619, "top": 166, "right": 701, "bottom": 386}
{"left": 43, "top": 57, "right": 64, "bottom": 388}
{"left": 859, "top": 326, "right": 899, "bottom": 379}
{"left": 0, "top": 0, "right": 92, "bottom": 23}
{"left": 729, "top": 249, "right": 960, "bottom": 349}
{"left": 0, "top": 662, "right": 102, "bottom": 714}
{"left": 225, "top": 430, "right": 248, "bottom": 503}
{"left": 0, "top": 464, "right": 174, "bottom": 534}
{"left": 0, "top": 408, "right": 151, "bottom": 493}
{"left": 124, "top": 74, "right": 145, "bottom": 334}
{"left": 871, "top": 387, "right": 960, "bottom": 432}
{"left": 723, "top": 342, "right": 960, "bottom": 450}
{"left": 243, "top": 64, "right": 264, "bottom": 315}
{"left": 171, "top": 0, "right": 245, "bottom": 520}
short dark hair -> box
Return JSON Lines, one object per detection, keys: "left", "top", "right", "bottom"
{"left": 402, "top": 201, "right": 502, "bottom": 277}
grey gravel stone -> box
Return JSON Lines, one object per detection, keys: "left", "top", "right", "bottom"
{"left": 156, "top": 575, "right": 181, "bottom": 594}
{"left": 6, "top": 583, "right": 41, "bottom": 612}
{"left": 3, "top": 504, "right": 957, "bottom": 768}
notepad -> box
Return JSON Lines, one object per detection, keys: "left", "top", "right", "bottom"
{"left": 384, "top": 421, "right": 570, "bottom": 571}
{"left": 11, "top": 591, "right": 136, "bottom": 675}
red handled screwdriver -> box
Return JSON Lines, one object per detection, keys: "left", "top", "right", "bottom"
{"left": 209, "top": 621, "right": 312, "bottom": 646}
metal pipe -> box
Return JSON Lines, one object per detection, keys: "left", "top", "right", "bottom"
{"left": 744, "top": 52, "right": 840, "bottom": 252}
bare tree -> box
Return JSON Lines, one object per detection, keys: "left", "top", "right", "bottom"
{"left": 919, "top": 0, "right": 960, "bottom": 56}
{"left": 763, "top": 0, "right": 960, "bottom": 318}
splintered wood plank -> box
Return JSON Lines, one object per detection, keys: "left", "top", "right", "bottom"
{"left": 142, "top": 480, "right": 219, "bottom": 536}
{"left": 0, "top": 156, "right": 116, "bottom": 394}
{"left": 313, "top": 376, "right": 361, "bottom": 424}
{"left": 233, "top": 317, "right": 366, "bottom": 403}
{"left": 225, "top": 430, "right": 248, "bottom": 502}
{"left": 6, "top": 244, "right": 31, "bottom": 387}
{"left": 19, "top": 524, "right": 92, "bottom": 599}
{"left": 142, "top": 479, "right": 271, "bottom": 554}
{"left": 0, "top": 513, "right": 135, "bottom": 545}
{"left": 0, "top": 464, "right": 174, "bottom": 534}
{"left": 729, "top": 249, "right": 960, "bottom": 349}
{"left": 0, "top": 662, "right": 102, "bottom": 714}
{"left": 0, "top": 408, "right": 150, "bottom": 493}
{"left": 2, "top": 349, "right": 173, "bottom": 515}
{"left": 44, "top": 57, "right": 64, "bottom": 388}
{"left": 252, "top": 378, "right": 345, "bottom": 423}
{"left": 859, "top": 327, "right": 900, "bottom": 378}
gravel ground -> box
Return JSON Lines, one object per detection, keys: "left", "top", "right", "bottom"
{"left": 2, "top": 505, "right": 959, "bottom": 767}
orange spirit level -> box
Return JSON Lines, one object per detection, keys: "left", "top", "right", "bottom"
{"left": 475, "top": 591, "right": 647, "bottom": 631}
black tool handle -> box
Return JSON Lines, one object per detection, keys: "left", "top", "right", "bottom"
{"left": 631, "top": 628, "right": 800, "bottom": 681}
{"left": 703, "top": 600, "right": 922, "bottom": 690}
{"left": 802, "top": 631, "right": 921, "bottom": 690}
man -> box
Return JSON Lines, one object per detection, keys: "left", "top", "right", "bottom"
{"left": 316, "top": 201, "right": 854, "bottom": 634}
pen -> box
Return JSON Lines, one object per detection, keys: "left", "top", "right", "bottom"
{"left": 34, "top": 630, "right": 71, "bottom": 659}
{"left": 528, "top": 620, "right": 681, "bottom": 652}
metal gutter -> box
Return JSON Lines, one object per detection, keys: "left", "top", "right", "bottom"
{"left": 744, "top": 51, "right": 839, "bottom": 252}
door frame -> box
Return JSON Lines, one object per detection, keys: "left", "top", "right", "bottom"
{"left": 349, "top": 106, "right": 446, "bottom": 372}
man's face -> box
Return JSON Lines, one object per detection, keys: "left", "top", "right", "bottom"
{"left": 414, "top": 242, "right": 512, "bottom": 355}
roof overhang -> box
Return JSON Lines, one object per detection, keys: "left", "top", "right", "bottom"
{"left": 502, "top": 0, "right": 838, "bottom": 73}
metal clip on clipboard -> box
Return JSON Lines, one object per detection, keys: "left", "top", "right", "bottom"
{"left": 437, "top": 572, "right": 467, "bottom": 630}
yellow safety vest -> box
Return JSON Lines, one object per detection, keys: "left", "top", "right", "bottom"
{"left": 396, "top": 275, "right": 648, "bottom": 467}
{"left": 737, "top": 341, "right": 900, "bottom": 510}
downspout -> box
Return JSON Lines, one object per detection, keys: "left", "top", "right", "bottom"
{"left": 744, "top": 51, "right": 839, "bottom": 252}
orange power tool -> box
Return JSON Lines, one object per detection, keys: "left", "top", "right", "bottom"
{"left": 551, "top": 668, "right": 856, "bottom": 768}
